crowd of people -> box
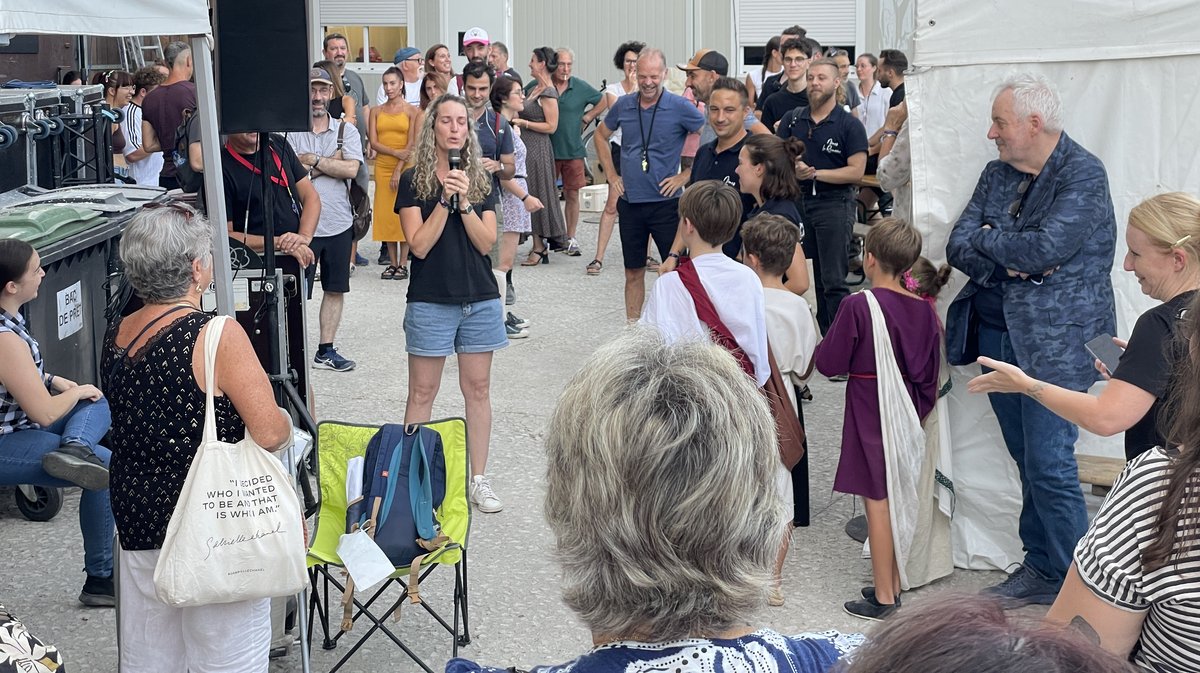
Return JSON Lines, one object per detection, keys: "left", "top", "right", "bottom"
{"left": 8, "top": 19, "right": 1199, "bottom": 673}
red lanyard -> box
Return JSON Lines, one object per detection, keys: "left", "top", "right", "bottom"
{"left": 224, "top": 142, "right": 290, "bottom": 188}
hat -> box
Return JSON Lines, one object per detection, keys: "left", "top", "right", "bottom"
{"left": 677, "top": 49, "right": 729, "bottom": 76}
{"left": 463, "top": 27, "right": 490, "bottom": 46}
{"left": 394, "top": 47, "right": 421, "bottom": 64}
{"left": 308, "top": 67, "right": 333, "bottom": 85}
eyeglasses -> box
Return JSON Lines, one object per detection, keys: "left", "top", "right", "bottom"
{"left": 1007, "top": 176, "right": 1032, "bottom": 219}
{"left": 406, "top": 57, "right": 424, "bottom": 63}
{"left": 143, "top": 200, "right": 198, "bottom": 221}
{"left": 783, "top": 57, "right": 808, "bottom": 65}
{"left": 624, "top": 58, "right": 639, "bottom": 65}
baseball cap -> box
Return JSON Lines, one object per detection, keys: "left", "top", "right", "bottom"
{"left": 677, "top": 49, "right": 729, "bottom": 76}
{"left": 394, "top": 47, "right": 421, "bottom": 64}
{"left": 463, "top": 27, "right": 490, "bottom": 46}
{"left": 309, "top": 67, "right": 333, "bottom": 85}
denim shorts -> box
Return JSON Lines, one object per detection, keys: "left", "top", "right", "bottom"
{"left": 403, "top": 298, "right": 508, "bottom": 357}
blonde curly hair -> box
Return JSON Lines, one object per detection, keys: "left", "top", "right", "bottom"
{"left": 408, "top": 93, "right": 492, "bottom": 205}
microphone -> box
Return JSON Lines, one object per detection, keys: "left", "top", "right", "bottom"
{"left": 447, "top": 148, "right": 461, "bottom": 211}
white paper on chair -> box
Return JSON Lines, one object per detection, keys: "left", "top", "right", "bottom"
{"left": 337, "top": 530, "right": 394, "bottom": 592}
{"left": 345, "top": 456, "right": 364, "bottom": 503}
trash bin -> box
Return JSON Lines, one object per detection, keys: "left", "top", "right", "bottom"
{"left": 0, "top": 203, "right": 126, "bottom": 386}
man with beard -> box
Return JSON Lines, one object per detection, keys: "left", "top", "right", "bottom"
{"left": 463, "top": 27, "right": 491, "bottom": 64}
{"left": 323, "top": 32, "right": 373, "bottom": 267}
{"left": 461, "top": 62, "right": 516, "bottom": 194}
{"left": 878, "top": 50, "right": 907, "bottom": 108}
{"left": 776, "top": 59, "right": 867, "bottom": 334}
{"left": 594, "top": 48, "right": 705, "bottom": 320}
{"left": 759, "top": 38, "right": 816, "bottom": 132}
{"left": 287, "top": 67, "right": 363, "bottom": 371}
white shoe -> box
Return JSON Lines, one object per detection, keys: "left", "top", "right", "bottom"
{"left": 470, "top": 475, "right": 504, "bottom": 513}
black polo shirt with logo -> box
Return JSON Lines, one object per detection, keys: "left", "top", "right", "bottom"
{"left": 689, "top": 134, "right": 757, "bottom": 258}
{"left": 776, "top": 103, "right": 868, "bottom": 196}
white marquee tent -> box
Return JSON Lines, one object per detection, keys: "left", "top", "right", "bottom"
{"left": 0, "top": 0, "right": 238, "bottom": 313}
{"left": 903, "top": 0, "right": 1200, "bottom": 568}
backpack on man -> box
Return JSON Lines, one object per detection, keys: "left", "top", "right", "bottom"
{"left": 336, "top": 121, "right": 372, "bottom": 241}
{"left": 173, "top": 108, "right": 203, "bottom": 193}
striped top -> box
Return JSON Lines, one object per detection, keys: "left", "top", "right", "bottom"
{"left": 1075, "top": 447, "right": 1200, "bottom": 671}
{"left": 0, "top": 310, "right": 45, "bottom": 434}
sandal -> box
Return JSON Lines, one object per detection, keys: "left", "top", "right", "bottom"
{"left": 380, "top": 265, "right": 398, "bottom": 280}
{"left": 395, "top": 265, "right": 409, "bottom": 280}
{"left": 646, "top": 256, "right": 660, "bottom": 272}
{"left": 586, "top": 259, "right": 603, "bottom": 276}
{"left": 522, "top": 250, "right": 548, "bottom": 266}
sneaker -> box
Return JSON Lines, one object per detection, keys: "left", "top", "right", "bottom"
{"left": 506, "top": 312, "right": 530, "bottom": 329}
{"left": 506, "top": 282, "right": 516, "bottom": 306}
{"left": 506, "top": 323, "right": 529, "bottom": 339}
{"left": 470, "top": 475, "right": 503, "bottom": 513}
{"left": 981, "top": 564, "right": 1060, "bottom": 606}
{"left": 42, "top": 443, "right": 108, "bottom": 490}
{"left": 843, "top": 596, "right": 898, "bottom": 621}
{"left": 313, "top": 347, "right": 356, "bottom": 372}
{"left": 564, "top": 237, "right": 581, "bottom": 256}
{"left": 354, "top": 252, "right": 369, "bottom": 267}
{"left": 859, "top": 587, "right": 902, "bottom": 607}
{"left": 799, "top": 384, "right": 813, "bottom": 402}
{"left": 79, "top": 574, "right": 115, "bottom": 607}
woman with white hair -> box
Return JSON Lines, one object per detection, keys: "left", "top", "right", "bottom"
{"left": 396, "top": 93, "right": 507, "bottom": 514}
{"left": 102, "top": 202, "right": 293, "bottom": 672}
{"left": 447, "top": 330, "right": 861, "bottom": 672}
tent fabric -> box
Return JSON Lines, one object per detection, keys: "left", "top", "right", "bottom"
{"left": 0, "top": 0, "right": 211, "bottom": 38}
{"left": 913, "top": 0, "right": 1200, "bottom": 66}
{"left": 907, "top": 55, "right": 1200, "bottom": 569}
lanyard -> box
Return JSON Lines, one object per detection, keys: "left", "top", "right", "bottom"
{"left": 637, "top": 90, "right": 662, "bottom": 173}
{"left": 225, "top": 142, "right": 290, "bottom": 188}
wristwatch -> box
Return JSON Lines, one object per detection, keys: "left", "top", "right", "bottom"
{"left": 461, "top": 202, "right": 475, "bottom": 215}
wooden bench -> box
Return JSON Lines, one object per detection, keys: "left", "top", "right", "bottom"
{"left": 1077, "top": 454, "right": 1125, "bottom": 497}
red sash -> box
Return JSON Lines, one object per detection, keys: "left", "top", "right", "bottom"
{"left": 674, "top": 257, "right": 755, "bottom": 379}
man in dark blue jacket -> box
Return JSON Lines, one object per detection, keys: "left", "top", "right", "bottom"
{"left": 946, "top": 74, "right": 1116, "bottom": 607}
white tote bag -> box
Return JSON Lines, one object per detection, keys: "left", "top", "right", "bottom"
{"left": 154, "top": 315, "right": 307, "bottom": 607}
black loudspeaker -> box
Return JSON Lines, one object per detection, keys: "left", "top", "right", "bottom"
{"left": 214, "top": 0, "right": 311, "bottom": 133}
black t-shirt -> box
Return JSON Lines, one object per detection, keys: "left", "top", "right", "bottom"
{"left": 221, "top": 134, "right": 304, "bottom": 237}
{"left": 395, "top": 168, "right": 501, "bottom": 304}
{"left": 1112, "top": 290, "right": 1194, "bottom": 459}
{"left": 760, "top": 86, "right": 809, "bottom": 133}
{"left": 689, "top": 135, "right": 756, "bottom": 258}
{"left": 777, "top": 104, "right": 868, "bottom": 195}
{"left": 889, "top": 82, "right": 906, "bottom": 108}
{"left": 759, "top": 72, "right": 785, "bottom": 107}
{"left": 749, "top": 198, "right": 804, "bottom": 238}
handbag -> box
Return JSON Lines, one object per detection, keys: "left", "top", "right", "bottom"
{"left": 153, "top": 315, "right": 308, "bottom": 607}
{"left": 336, "top": 121, "right": 372, "bottom": 241}
{"left": 0, "top": 604, "right": 63, "bottom": 673}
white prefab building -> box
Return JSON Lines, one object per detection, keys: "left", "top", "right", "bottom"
{"left": 317, "top": 0, "right": 876, "bottom": 93}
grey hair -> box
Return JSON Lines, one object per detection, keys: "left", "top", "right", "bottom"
{"left": 164, "top": 41, "right": 191, "bottom": 68}
{"left": 120, "top": 204, "right": 212, "bottom": 303}
{"left": 544, "top": 328, "right": 783, "bottom": 640}
{"left": 995, "top": 73, "right": 1063, "bottom": 133}
{"left": 637, "top": 47, "right": 668, "bottom": 73}
{"left": 490, "top": 41, "right": 509, "bottom": 58}
{"left": 556, "top": 46, "right": 575, "bottom": 62}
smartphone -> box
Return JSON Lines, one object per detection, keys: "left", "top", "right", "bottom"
{"left": 1085, "top": 333, "right": 1124, "bottom": 375}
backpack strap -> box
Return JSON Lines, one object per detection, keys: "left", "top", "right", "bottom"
{"left": 336, "top": 118, "right": 346, "bottom": 151}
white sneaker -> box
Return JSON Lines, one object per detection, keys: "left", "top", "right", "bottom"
{"left": 470, "top": 475, "right": 504, "bottom": 513}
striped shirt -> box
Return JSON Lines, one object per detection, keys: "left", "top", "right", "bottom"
{"left": 1075, "top": 447, "right": 1200, "bottom": 672}
{"left": 0, "top": 310, "right": 45, "bottom": 433}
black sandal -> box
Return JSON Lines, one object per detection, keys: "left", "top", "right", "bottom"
{"left": 395, "top": 265, "right": 409, "bottom": 280}
{"left": 380, "top": 265, "right": 398, "bottom": 280}
{"left": 522, "top": 250, "right": 548, "bottom": 266}
{"left": 586, "top": 259, "right": 603, "bottom": 275}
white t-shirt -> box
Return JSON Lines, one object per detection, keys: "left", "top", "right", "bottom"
{"left": 640, "top": 253, "right": 769, "bottom": 386}
{"left": 749, "top": 68, "right": 782, "bottom": 101}
{"left": 379, "top": 75, "right": 457, "bottom": 106}
{"left": 855, "top": 81, "right": 893, "bottom": 138}
{"left": 120, "top": 102, "right": 164, "bottom": 186}
{"left": 603, "top": 80, "right": 632, "bottom": 145}
{"left": 763, "top": 288, "right": 818, "bottom": 410}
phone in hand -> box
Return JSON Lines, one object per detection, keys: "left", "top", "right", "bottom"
{"left": 1085, "top": 333, "right": 1124, "bottom": 376}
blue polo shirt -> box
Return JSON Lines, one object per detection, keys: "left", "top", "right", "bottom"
{"left": 776, "top": 103, "right": 867, "bottom": 196}
{"left": 604, "top": 90, "right": 705, "bottom": 203}
{"left": 474, "top": 108, "right": 514, "bottom": 191}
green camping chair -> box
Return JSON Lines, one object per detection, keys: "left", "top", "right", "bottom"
{"left": 306, "top": 418, "right": 471, "bottom": 673}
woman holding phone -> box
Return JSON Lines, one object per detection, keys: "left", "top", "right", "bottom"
{"left": 968, "top": 192, "right": 1200, "bottom": 460}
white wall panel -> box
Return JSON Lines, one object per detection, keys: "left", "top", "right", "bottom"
{"left": 321, "top": 0, "right": 409, "bottom": 26}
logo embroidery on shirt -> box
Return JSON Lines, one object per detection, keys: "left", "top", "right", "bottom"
{"left": 822, "top": 138, "right": 842, "bottom": 155}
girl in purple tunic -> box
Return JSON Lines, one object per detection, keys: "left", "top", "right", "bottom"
{"left": 814, "top": 219, "right": 946, "bottom": 621}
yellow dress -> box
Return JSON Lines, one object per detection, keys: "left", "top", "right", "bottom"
{"left": 372, "top": 109, "right": 412, "bottom": 242}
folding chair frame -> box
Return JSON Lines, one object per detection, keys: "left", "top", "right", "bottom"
{"left": 305, "top": 418, "right": 472, "bottom": 673}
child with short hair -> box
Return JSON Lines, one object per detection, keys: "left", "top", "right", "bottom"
{"left": 813, "top": 218, "right": 949, "bottom": 621}
{"left": 640, "top": 180, "right": 769, "bottom": 386}
{"left": 742, "top": 213, "right": 819, "bottom": 606}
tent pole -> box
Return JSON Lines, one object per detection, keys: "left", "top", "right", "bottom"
{"left": 191, "top": 36, "right": 235, "bottom": 316}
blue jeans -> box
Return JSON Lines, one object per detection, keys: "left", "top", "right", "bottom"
{"left": 0, "top": 398, "right": 114, "bottom": 577}
{"left": 978, "top": 325, "right": 1087, "bottom": 584}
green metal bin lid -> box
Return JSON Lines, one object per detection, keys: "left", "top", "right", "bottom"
{"left": 0, "top": 204, "right": 106, "bottom": 248}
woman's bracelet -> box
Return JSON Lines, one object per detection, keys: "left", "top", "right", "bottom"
{"left": 520, "top": 193, "right": 530, "bottom": 201}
